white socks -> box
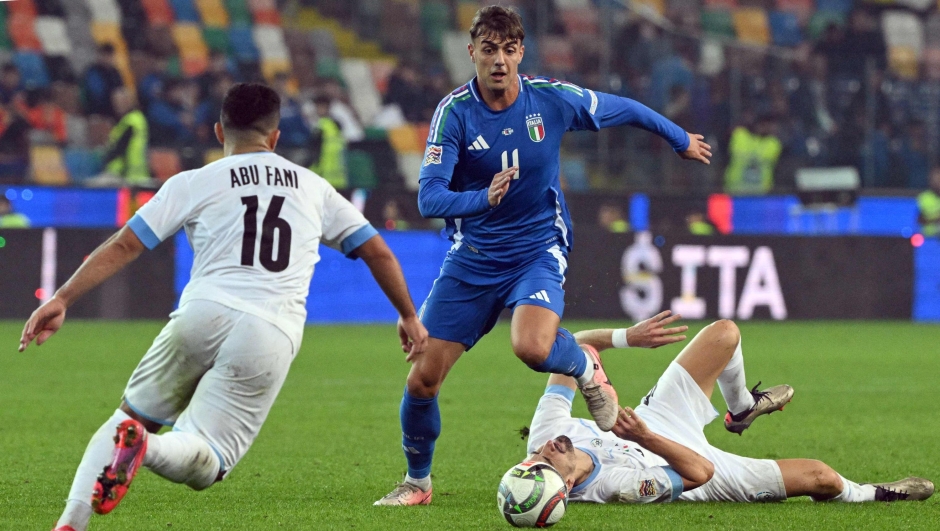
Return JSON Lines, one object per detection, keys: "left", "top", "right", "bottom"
{"left": 831, "top": 475, "right": 876, "bottom": 502}
{"left": 405, "top": 473, "right": 431, "bottom": 491}
{"left": 145, "top": 431, "right": 221, "bottom": 490}
{"left": 58, "top": 409, "right": 130, "bottom": 531}
{"left": 574, "top": 349, "right": 595, "bottom": 387}
{"left": 717, "top": 339, "right": 756, "bottom": 415}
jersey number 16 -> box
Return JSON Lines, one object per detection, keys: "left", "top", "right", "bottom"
{"left": 240, "top": 195, "right": 292, "bottom": 272}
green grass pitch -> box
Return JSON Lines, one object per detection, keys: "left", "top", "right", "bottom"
{"left": 2, "top": 320, "right": 939, "bottom": 530}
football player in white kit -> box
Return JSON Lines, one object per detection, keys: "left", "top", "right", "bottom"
{"left": 518, "top": 317, "right": 934, "bottom": 505}
{"left": 19, "top": 83, "right": 430, "bottom": 531}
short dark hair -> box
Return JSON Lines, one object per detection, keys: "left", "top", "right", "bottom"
{"left": 221, "top": 82, "right": 281, "bottom": 135}
{"left": 469, "top": 5, "right": 524, "bottom": 43}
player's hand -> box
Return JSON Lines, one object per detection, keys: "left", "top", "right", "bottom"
{"left": 488, "top": 166, "right": 517, "bottom": 207}
{"left": 19, "top": 296, "right": 67, "bottom": 352}
{"left": 398, "top": 315, "right": 429, "bottom": 362}
{"left": 612, "top": 406, "right": 651, "bottom": 442}
{"left": 678, "top": 133, "right": 712, "bottom": 165}
{"left": 626, "top": 310, "right": 687, "bottom": 349}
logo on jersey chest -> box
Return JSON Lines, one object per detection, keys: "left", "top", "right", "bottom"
{"left": 526, "top": 114, "right": 545, "bottom": 142}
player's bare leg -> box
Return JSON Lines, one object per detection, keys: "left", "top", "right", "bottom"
{"left": 675, "top": 320, "right": 792, "bottom": 434}
{"left": 512, "top": 305, "right": 618, "bottom": 431}
{"left": 777, "top": 459, "right": 934, "bottom": 502}
{"left": 376, "top": 337, "right": 464, "bottom": 506}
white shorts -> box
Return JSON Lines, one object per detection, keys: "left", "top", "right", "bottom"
{"left": 635, "top": 362, "right": 787, "bottom": 502}
{"left": 123, "top": 300, "right": 296, "bottom": 475}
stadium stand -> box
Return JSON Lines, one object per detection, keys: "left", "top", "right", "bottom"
{"left": 0, "top": 0, "right": 935, "bottom": 192}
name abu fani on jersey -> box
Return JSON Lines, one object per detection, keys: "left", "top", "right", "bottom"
{"left": 230, "top": 165, "right": 301, "bottom": 189}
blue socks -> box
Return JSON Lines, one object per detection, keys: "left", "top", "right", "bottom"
{"left": 400, "top": 389, "right": 441, "bottom": 479}
{"left": 531, "top": 328, "right": 587, "bottom": 377}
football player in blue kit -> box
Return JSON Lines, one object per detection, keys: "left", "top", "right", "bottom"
{"left": 375, "top": 5, "right": 712, "bottom": 506}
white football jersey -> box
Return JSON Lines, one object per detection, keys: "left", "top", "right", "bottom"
{"left": 128, "top": 151, "right": 376, "bottom": 349}
{"left": 526, "top": 389, "right": 683, "bottom": 504}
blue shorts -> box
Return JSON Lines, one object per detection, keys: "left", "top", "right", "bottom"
{"left": 418, "top": 243, "right": 568, "bottom": 350}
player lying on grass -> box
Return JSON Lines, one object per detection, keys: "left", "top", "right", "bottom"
{"left": 18, "top": 83, "right": 429, "bottom": 531}
{"left": 519, "top": 319, "right": 934, "bottom": 504}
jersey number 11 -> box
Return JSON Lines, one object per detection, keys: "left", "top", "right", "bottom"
{"left": 240, "top": 195, "right": 292, "bottom": 272}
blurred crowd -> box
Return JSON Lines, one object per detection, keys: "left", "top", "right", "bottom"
{"left": 1, "top": 0, "right": 939, "bottom": 198}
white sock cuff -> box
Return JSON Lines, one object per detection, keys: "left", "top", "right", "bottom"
{"left": 612, "top": 329, "right": 629, "bottom": 348}
{"left": 726, "top": 339, "right": 744, "bottom": 369}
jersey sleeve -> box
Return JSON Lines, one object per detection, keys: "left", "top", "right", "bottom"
{"left": 526, "top": 385, "right": 576, "bottom": 454}
{"left": 320, "top": 183, "right": 378, "bottom": 258}
{"left": 417, "top": 94, "right": 491, "bottom": 219}
{"left": 127, "top": 172, "right": 192, "bottom": 250}
{"left": 550, "top": 80, "right": 690, "bottom": 152}
{"left": 596, "top": 465, "right": 683, "bottom": 504}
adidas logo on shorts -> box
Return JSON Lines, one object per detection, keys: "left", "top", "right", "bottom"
{"left": 529, "top": 290, "right": 551, "bottom": 303}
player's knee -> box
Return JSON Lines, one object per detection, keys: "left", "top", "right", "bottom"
{"left": 707, "top": 319, "right": 740, "bottom": 351}
{"left": 406, "top": 371, "right": 442, "bottom": 398}
{"left": 811, "top": 462, "right": 843, "bottom": 495}
{"left": 119, "top": 402, "right": 163, "bottom": 434}
{"left": 512, "top": 339, "right": 551, "bottom": 367}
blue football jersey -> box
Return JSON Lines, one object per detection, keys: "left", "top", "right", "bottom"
{"left": 417, "top": 75, "right": 689, "bottom": 263}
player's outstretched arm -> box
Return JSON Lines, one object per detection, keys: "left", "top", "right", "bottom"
{"left": 352, "top": 234, "right": 428, "bottom": 360}
{"left": 573, "top": 311, "right": 688, "bottom": 352}
{"left": 613, "top": 406, "right": 714, "bottom": 490}
{"left": 18, "top": 225, "right": 145, "bottom": 352}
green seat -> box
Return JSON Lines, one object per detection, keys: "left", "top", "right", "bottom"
{"left": 203, "top": 27, "right": 231, "bottom": 54}
{"left": 807, "top": 11, "right": 846, "bottom": 39}
{"left": 364, "top": 127, "right": 388, "bottom": 141}
{"left": 701, "top": 10, "right": 736, "bottom": 39}
{"left": 346, "top": 150, "right": 378, "bottom": 190}
{"left": 421, "top": 1, "right": 451, "bottom": 53}
{"left": 0, "top": 6, "right": 10, "bottom": 51}
{"left": 166, "top": 56, "right": 182, "bottom": 78}
{"left": 316, "top": 56, "right": 343, "bottom": 81}
{"left": 224, "top": 0, "right": 252, "bottom": 25}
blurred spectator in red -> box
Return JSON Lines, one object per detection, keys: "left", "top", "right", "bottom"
{"left": 82, "top": 44, "right": 125, "bottom": 118}
{"left": 195, "top": 73, "right": 233, "bottom": 144}
{"left": 385, "top": 63, "right": 425, "bottom": 122}
{"left": 272, "top": 72, "right": 311, "bottom": 148}
{"left": 20, "top": 88, "right": 67, "bottom": 144}
{"left": 147, "top": 78, "right": 198, "bottom": 146}
{"left": 0, "top": 64, "right": 24, "bottom": 105}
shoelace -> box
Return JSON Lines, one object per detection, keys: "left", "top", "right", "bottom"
{"left": 874, "top": 486, "right": 910, "bottom": 502}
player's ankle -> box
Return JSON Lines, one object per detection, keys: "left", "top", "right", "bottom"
{"left": 405, "top": 474, "right": 431, "bottom": 491}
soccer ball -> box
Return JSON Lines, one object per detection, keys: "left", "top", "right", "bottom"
{"left": 497, "top": 461, "right": 568, "bottom": 527}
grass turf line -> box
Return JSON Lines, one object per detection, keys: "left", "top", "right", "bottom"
{"left": 1, "top": 320, "right": 938, "bottom": 530}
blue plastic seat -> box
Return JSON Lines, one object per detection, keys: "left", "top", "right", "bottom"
{"left": 815, "top": 0, "right": 854, "bottom": 15}
{"left": 169, "top": 0, "right": 201, "bottom": 22}
{"left": 13, "top": 51, "right": 50, "bottom": 88}
{"left": 769, "top": 11, "right": 802, "bottom": 47}
{"left": 63, "top": 148, "right": 102, "bottom": 182}
{"left": 228, "top": 24, "right": 259, "bottom": 62}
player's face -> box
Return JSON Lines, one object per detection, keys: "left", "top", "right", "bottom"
{"left": 530, "top": 435, "right": 577, "bottom": 481}
{"left": 469, "top": 35, "right": 524, "bottom": 92}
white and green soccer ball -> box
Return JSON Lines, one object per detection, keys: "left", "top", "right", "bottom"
{"left": 497, "top": 461, "right": 568, "bottom": 528}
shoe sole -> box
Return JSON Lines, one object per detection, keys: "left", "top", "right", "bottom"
{"left": 725, "top": 387, "right": 794, "bottom": 435}
{"left": 92, "top": 420, "right": 147, "bottom": 515}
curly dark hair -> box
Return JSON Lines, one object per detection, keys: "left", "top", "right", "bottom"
{"left": 469, "top": 5, "right": 525, "bottom": 43}
{"left": 220, "top": 82, "right": 281, "bottom": 135}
